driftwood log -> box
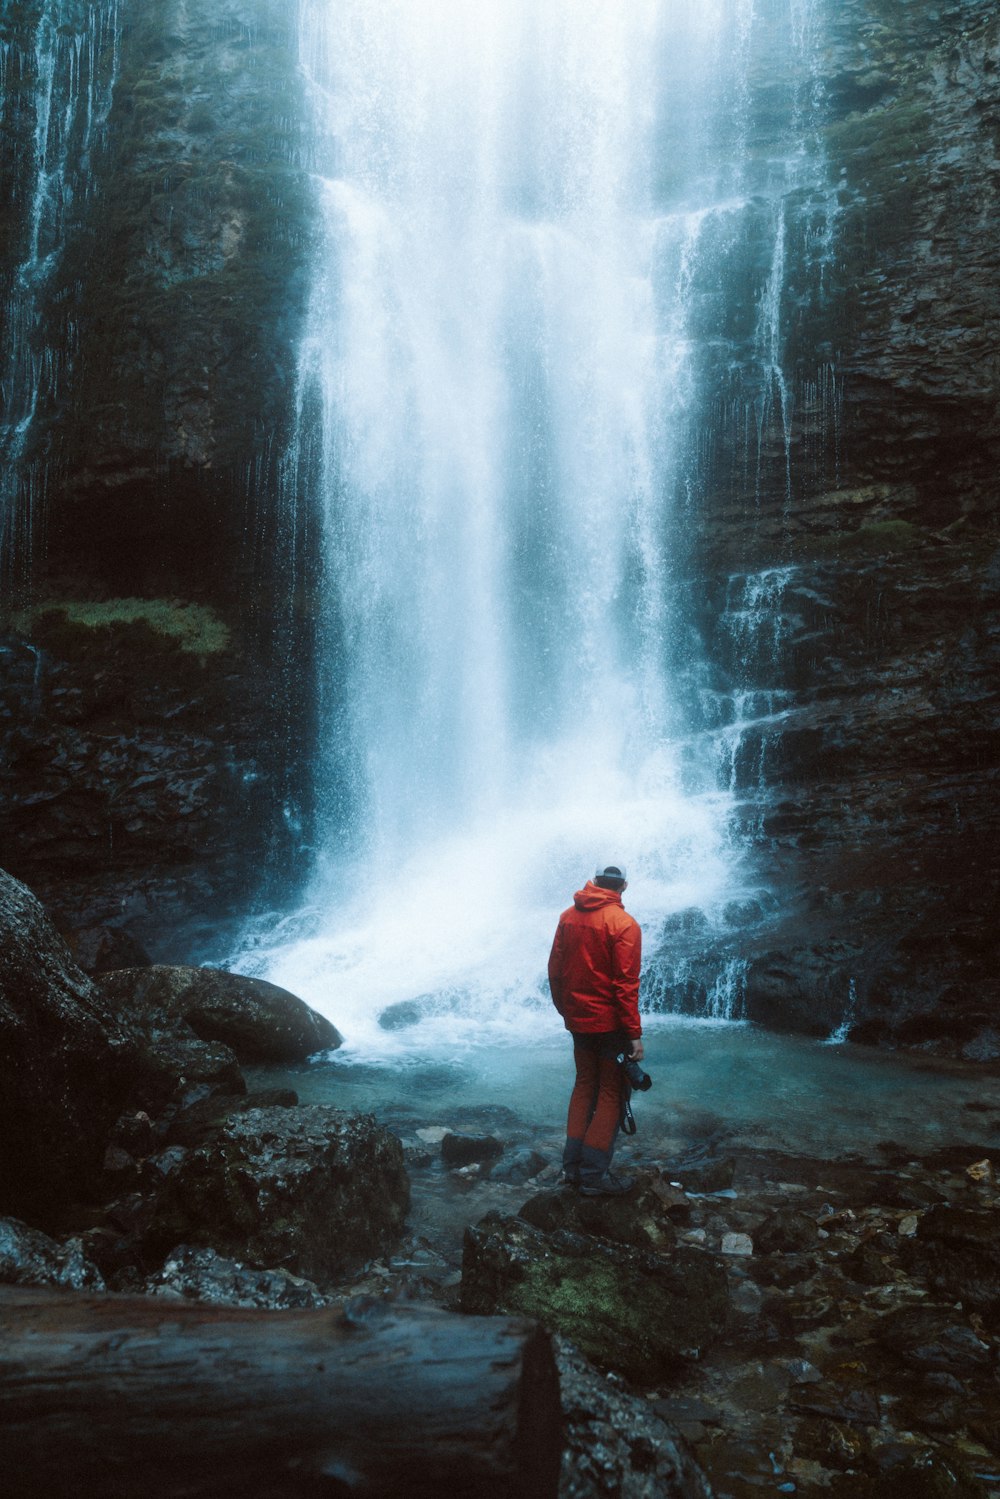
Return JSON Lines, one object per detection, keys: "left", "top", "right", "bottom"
{"left": 0, "top": 1287, "right": 562, "bottom": 1498}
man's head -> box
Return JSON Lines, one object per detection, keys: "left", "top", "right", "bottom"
{"left": 594, "top": 864, "right": 627, "bottom": 891}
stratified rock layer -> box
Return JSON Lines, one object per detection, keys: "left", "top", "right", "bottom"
{"left": 668, "top": 0, "right": 1000, "bottom": 1049}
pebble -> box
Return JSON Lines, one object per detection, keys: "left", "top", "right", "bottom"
{"left": 721, "top": 1232, "right": 754, "bottom": 1256}
{"left": 782, "top": 1358, "right": 823, "bottom": 1385}
{"left": 898, "top": 1214, "right": 919, "bottom": 1236}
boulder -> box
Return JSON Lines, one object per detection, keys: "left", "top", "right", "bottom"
{"left": 518, "top": 1177, "right": 678, "bottom": 1254}
{"left": 876, "top": 1307, "right": 992, "bottom": 1378}
{"left": 149, "top": 1106, "right": 409, "bottom": 1287}
{"left": 100, "top": 965, "right": 341, "bottom": 1064}
{"left": 903, "top": 1205, "right": 1000, "bottom": 1313}
{"left": 129, "top": 1034, "right": 247, "bottom": 1117}
{"left": 663, "top": 1152, "right": 736, "bottom": 1195}
{"left": 165, "top": 1087, "right": 299, "bottom": 1149}
{"left": 0, "top": 868, "right": 131, "bottom": 1223}
{"left": 489, "top": 1149, "right": 549, "bottom": 1185}
{"left": 461, "top": 1213, "right": 728, "bottom": 1384}
{"left": 754, "top": 1208, "right": 820, "bottom": 1255}
{"left": 554, "top": 1335, "right": 713, "bottom": 1499}
{"left": 378, "top": 991, "right": 463, "bottom": 1032}
{"left": 441, "top": 1133, "right": 504, "bottom": 1168}
{"left": 0, "top": 1217, "right": 105, "bottom": 1292}
{"left": 143, "top": 1244, "right": 331, "bottom": 1310}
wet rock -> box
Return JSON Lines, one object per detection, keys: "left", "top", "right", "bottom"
{"left": 555, "top": 1336, "right": 713, "bottom": 1499}
{"left": 109, "top": 1110, "right": 157, "bottom": 1158}
{"left": 878, "top": 1308, "right": 993, "bottom": 1376}
{"left": 842, "top": 1239, "right": 898, "bottom": 1286}
{"left": 664, "top": 1152, "right": 736, "bottom": 1194}
{"left": 378, "top": 992, "right": 462, "bottom": 1031}
{"left": 754, "top": 1207, "right": 820, "bottom": 1255}
{"left": 874, "top": 1449, "right": 990, "bottom": 1499}
{"left": 165, "top": 1087, "right": 299, "bottom": 1148}
{"left": 783, "top": 1357, "right": 823, "bottom": 1385}
{"left": 906, "top": 1205, "right": 1000, "bottom": 1312}
{"left": 518, "top": 1178, "right": 678, "bottom": 1254}
{"left": 721, "top": 1232, "right": 754, "bottom": 1257}
{"left": 441, "top": 1132, "right": 503, "bottom": 1168}
{"left": 0, "top": 867, "right": 131, "bottom": 1223}
{"left": 789, "top": 1381, "right": 881, "bottom": 1427}
{"left": 102, "top": 1145, "right": 139, "bottom": 1182}
{"left": 130, "top": 1033, "right": 246, "bottom": 1117}
{"left": 792, "top": 1415, "right": 870, "bottom": 1471}
{"left": 150, "top": 1105, "right": 409, "bottom": 1287}
{"left": 65, "top": 923, "right": 152, "bottom": 975}
{"left": 0, "top": 1217, "right": 105, "bottom": 1291}
{"left": 489, "top": 1148, "right": 548, "bottom": 1185}
{"left": 962, "top": 1030, "right": 1000, "bottom": 1063}
{"left": 144, "top": 1244, "right": 331, "bottom": 1310}
{"left": 100, "top": 965, "right": 341, "bottom": 1064}
{"left": 754, "top": 1253, "right": 814, "bottom": 1288}
{"left": 896, "top": 1178, "right": 949, "bottom": 1211}
{"left": 461, "top": 1213, "right": 728, "bottom": 1383}
{"left": 147, "top": 1147, "right": 189, "bottom": 1178}
{"left": 744, "top": 948, "right": 854, "bottom": 1037}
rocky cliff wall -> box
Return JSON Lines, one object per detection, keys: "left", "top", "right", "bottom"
{"left": 0, "top": 0, "right": 318, "bottom": 946}
{"left": 682, "top": 0, "right": 1000, "bottom": 1052}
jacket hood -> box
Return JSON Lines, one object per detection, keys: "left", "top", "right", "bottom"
{"left": 573, "top": 880, "right": 623, "bottom": 911}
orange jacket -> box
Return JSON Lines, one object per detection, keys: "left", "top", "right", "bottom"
{"left": 548, "top": 882, "right": 642, "bottom": 1038}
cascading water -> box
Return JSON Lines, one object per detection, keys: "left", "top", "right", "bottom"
{"left": 248, "top": 0, "right": 834, "bottom": 1055}
{"left": 0, "top": 0, "right": 120, "bottom": 601}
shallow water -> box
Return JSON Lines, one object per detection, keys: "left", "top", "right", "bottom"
{"left": 251, "top": 1017, "right": 1000, "bottom": 1163}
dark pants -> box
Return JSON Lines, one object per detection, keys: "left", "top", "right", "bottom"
{"left": 563, "top": 1031, "right": 627, "bottom": 1187}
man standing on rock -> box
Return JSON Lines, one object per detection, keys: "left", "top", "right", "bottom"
{"left": 548, "top": 864, "right": 643, "bottom": 1196}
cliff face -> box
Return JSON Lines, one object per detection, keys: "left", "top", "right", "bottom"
{"left": 48, "top": 0, "right": 315, "bottom": 601}
{"left": 685, "top": 0, "right": 1000, "bottom": 1052}
{"left": 0, "top": 0, "right": 318, "bottom": 945}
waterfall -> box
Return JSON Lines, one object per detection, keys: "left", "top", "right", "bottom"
{"left": 248, "top": 0, "right": 833, "bottom": 1051}
{"left": 0, "top": 0, "right": 120, "bottom": 601}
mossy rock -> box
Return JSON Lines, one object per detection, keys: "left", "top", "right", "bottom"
{"left": 461, "top": 1213, "right": 728, "bottom": 1384}
{"left": 11, "top": 597, "right": 230, "bottom": 658}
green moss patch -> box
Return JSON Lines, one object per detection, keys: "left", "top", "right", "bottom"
{"left": 12, "top": 597, "right": 230, "bottom": 655}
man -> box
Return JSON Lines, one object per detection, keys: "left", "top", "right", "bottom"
{"left": 548, "top": 863, "right": 643, "bottom": 1196}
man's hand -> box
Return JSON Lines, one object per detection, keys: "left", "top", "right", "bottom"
{"left": 628, "top": 1037, "right": 644, "bottom": 1062}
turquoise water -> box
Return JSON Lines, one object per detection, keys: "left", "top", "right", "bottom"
{"left": 251, "top": 1017, "right": 1000, "bottom": 1163}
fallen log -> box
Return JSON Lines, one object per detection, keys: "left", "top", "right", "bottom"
{"left": 0, "top": 1286, "right": 562, "bottom": 1498}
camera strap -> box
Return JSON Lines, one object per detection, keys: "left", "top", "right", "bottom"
{"left": 620, "top": 1086, "right": 636, "bottom": 1136}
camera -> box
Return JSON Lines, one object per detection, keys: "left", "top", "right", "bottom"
{"left": 617, "top": 1054, "right": 652, "bottom": 1091}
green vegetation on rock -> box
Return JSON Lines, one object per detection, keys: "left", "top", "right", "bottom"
{"left": 11, "top": 597, "right": 230, "bottom": 656}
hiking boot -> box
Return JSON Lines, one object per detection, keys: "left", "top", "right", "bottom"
{"left": 578, "top": 1172, "right": 635, "bottom": 1197}
{"left": 560, "top": 1171, "right": 580, "bottom": 1189}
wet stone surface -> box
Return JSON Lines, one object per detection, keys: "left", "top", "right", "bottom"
{"left": 354, "top": 1098, "right": 1000, "bottom": 1499}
